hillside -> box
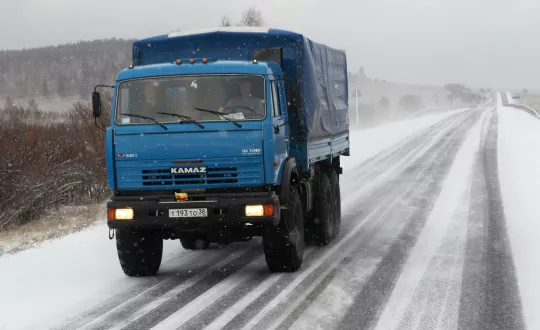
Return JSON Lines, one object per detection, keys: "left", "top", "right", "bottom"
{"left": 0, "top": 37, "right": 474, "bottom": 119}
{"left": 0, "top": 38, "right": 132, "bottom": 109}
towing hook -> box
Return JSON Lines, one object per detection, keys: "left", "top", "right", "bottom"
{"left": 109, "top": 228, "right": 115, "bottom": 240}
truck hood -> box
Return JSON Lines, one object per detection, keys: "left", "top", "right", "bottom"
{"left": 113, "top": 128, "right": 265, "bottom": 190}
{"left": 114, "top": 129, "right": 263, "bottom": 160}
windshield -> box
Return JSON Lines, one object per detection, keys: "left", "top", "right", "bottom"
{"left": 116, "top": 75, "right": 266, "bottom": 124}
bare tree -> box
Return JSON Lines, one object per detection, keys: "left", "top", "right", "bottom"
{"left": 221, "top": 15, "right": 232, "bottom": 27}
{"left": 239, "top": 7, "right": 264, "bottom": 27}
{"left": 359, "top": 67, "right": 366, "bottom": 77}
{"left": 4, "top": 96, "right": 14, "bottom": 111}
{"left": 28, "top": 99, "right": 39, "bottom": 112}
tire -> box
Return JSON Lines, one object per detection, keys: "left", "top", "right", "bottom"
{"left": 116, "top": 228, "right": 163, "bottom": 277}
{"left": 181, "top": 238, "right": 211, "bottom": 250}
{"left": 263, "top": 185, "right": 305, "bottom": 272}
{"left": 306, "top": 173, "right": 334, "bottom": 246}
{"left": 329, "top": 170, "right": 341, "bottom": 239}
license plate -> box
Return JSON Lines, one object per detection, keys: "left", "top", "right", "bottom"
{"left": 169, "top": 208, "right": 208, "bottom": 218}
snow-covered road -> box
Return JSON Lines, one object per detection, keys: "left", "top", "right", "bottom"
{"left": 1, "top": 94, "right": 539, "bottom": 330}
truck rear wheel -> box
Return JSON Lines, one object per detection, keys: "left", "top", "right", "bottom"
{"left": 116, "top": 228, "right": 163, "bottom": 277}
{"left": 263, "top": 185, "right": 305, "bottom": 272}
{"left": 306, "top": 173, "right": 334, "bottom": 246}
{"left": 329, "top": 170, "right": 341, "bottom": 239}
{"left": 181, "top": 238, "right": 211, "bottom": 250}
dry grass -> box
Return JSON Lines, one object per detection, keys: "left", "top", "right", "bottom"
{"left": 0, "top": 97, "right": 111, "bottom": 230}
{"left": 0, "top": 204, "right": 105, "bottom": 257}
{"left": 0, "top": 97, "right": 113, "bottom": 256}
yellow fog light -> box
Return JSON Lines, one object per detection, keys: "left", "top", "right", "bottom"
{"left": 115, "top": 208, "right": 134, "bottom": 220}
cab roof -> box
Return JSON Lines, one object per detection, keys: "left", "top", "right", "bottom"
{"left": 137, "top": 27, "right": 303, "bottom": 45}
{"left": 116, "top": 60, "right": 281, "bottom": 81}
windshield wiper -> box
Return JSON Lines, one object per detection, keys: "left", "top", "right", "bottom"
{"left": 193, "top": 108, "right": 242, "bottom": 128}
{"left": 156, "top": 112, "right": 205, "bottom": 129}
{"left": 120, "top": 113, "right": 168, "bottom": 130}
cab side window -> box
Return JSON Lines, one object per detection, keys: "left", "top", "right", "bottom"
{"left": 271, "top": 81, "right": 282, "bottom": 118}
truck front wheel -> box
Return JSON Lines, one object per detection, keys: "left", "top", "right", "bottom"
{"left": 116, "top": 228, "right": 163, "bottom": 277}
{"left": 263, "top": 185, "right": 305, "bottom": 272}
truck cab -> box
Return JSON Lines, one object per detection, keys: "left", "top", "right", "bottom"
{"left": 110, "top": 59, "right": 289, "bottom": 193}
{"left": 93, "top": 27, "right": 349, "bottom": 276}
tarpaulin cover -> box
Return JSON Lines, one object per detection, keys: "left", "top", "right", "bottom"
{"left": 133, "top": 28, "right": 349, "bottom": 140}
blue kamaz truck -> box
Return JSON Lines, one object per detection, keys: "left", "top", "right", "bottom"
{"left": 92, "top": 27, "right": 350, "bottom": 276}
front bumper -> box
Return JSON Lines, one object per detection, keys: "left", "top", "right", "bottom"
{"left": 106, "top": 191, "right": 280, "bottom": 230}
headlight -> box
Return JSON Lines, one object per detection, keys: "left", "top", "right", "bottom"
{"left": 245, "top": 204, "right": 274, "bottom": 217}
{"left": 111, "top": 208, "right": 134, "bottom": 220}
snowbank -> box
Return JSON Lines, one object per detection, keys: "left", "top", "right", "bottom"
{"left": 498, "top": 104, "right": 540, "bottom": 329}
{"left": 506, "top": 92, "right": 514, "bottom": 105}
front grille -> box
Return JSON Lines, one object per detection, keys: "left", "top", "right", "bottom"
{"left": 116, "top": 157, "right": 263, "bottom": 190}
{"left": 142, "top": 167, "right": 239, "bottom": 186}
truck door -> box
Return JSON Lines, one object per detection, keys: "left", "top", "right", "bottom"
{"left": 271, "top": 79, "right": 289, "bottom": 167}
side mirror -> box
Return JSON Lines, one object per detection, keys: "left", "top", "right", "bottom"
{"left": 92, "top": 91, "right": 102, "bottom": 118}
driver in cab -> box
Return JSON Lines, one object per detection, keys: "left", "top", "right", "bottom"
{"left": 218, "top": 78, "right": 264, "bottom": 116}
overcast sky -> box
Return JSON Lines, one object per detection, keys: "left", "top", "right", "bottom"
{"left": 1, "top": 0, "right": 538, "bottom": 91}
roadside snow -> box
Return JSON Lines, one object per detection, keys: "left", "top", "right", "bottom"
{"left": 498, "top": 104, "right": 540, "bottom": 329}
{"left": 496, "top": 92, "right": 503, "bottom": 108}
{"left": 0, "top": 204, "right": 104, "bottom": 257}
{"left": 0, "top": 224, "right": 183, "bottom": 330}
{"left": 506, "top": 92, "right": 514, "bottom": 104}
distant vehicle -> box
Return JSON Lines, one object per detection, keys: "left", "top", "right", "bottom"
{"left": 398, "top": 94, "right": 424, "bottom": 112}
{"left": 92, "top": 27, "right": 350, "bottom": 276}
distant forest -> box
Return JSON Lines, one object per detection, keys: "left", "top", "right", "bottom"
{"left": 0, "top": 38, "right": 132, "bottom": 99}
{"left": 0, "top": 6, "right": 269, "bottom": 102}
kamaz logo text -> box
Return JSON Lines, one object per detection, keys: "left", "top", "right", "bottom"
{"left": 170, "top": 167, "right": 207, "bottom": 174}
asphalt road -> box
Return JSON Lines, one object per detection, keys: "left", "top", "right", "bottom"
{"left": 54, "top": 105, "right": 524, "bottom": 330}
